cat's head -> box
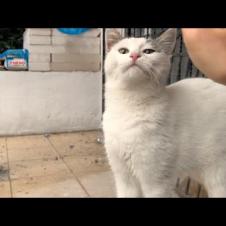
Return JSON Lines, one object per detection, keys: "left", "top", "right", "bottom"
{"left": 104, "top": 29, "right": 177, "bottom": 87}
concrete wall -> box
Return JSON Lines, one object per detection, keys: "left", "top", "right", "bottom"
{"left": 0, "top": 71, "right": 102, "bottom": 136}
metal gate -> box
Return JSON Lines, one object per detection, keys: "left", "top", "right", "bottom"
{"left": 102, "top": 28, "right": 208, "bottom": 197}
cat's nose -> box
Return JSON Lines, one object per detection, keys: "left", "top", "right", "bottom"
{"left": 130, "top": 53, "right": 141, "bottom": 62}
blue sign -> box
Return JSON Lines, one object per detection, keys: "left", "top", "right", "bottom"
{"left": 58, "top": 28, "right": 90, "bottom": 35}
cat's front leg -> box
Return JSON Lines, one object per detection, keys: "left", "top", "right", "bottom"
{"left": 133, "top": 153, "right": 178, "bottom": 198}
{"left": 107, "top": 151, "right": 143, "bottom": 197}
{"left": 142, "top": 186, "right": 179, "bottom": 198}
{"left": 137, "top": 173, "right": 178, "bottom": 198}
{"left": 114, "top": 171, "right": 142, "bottom": 198}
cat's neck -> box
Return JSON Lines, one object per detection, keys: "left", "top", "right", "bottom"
{"left": 105, "top": 79, "right": 167, "bottom": 106}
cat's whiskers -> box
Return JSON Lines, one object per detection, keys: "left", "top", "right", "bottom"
{"left": 139, "top": 61, "right": 160, "bottom": 86}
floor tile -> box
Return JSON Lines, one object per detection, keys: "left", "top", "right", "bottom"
{"left": 12, "top": 172, "right": 87, "bottom": 197}
{"left": 7, "top": 135, "right": 50, "bottom": 150}
{"left": 9, "top": 158, "right": 70, "bottom": 180}
{"left": 79, "top": 171, "right": 116, "bottom": 197}
{"left": 63, "top": 155, "right": 110, "bottom": 177}
{"left": 7, "top": 146, "right": 59, "bottom": 162}
{"left": 0, "top": 180, "right": 11, "bottom": 197}
{"left": 49, "top": 131, "right": 105, "bottom": 157}
{"left": 0, "top": 137, "right": 7, "bottom": 165}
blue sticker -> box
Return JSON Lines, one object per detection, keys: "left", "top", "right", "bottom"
{"left": 57, "top": 28, "right": 90, "bottom": 35}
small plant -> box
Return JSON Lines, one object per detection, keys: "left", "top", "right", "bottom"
{"left": 0, "top": 28, "right": 25, "bottom": 53}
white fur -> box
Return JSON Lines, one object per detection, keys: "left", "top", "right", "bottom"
{"left": 103, "top": 29, "right": 226, "bottom": 197}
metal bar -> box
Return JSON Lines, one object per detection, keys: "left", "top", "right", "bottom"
{"left": 185, "top": 177, "right": 191, "bottom": 195}
{"left": 102, "top": 28, "right": 106, "bottom": 113}
{"left": 197, "top": 184, "right": 202, "bottom": 197}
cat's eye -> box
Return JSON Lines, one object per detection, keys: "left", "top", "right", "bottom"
{"left": 143, "top": 49, "right": 155, "bottom": 54}
{"left": 118, "top": 48, "right": 129, "bottom": 54}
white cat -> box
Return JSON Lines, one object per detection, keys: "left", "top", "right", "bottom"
{"left": 103, "top": 28, "right": 226, "bottom": 198}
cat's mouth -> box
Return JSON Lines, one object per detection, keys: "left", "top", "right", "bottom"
{"left": 127, "top": 63, "right": 147, "bottom": 74}
{"left": 127, "top": 62, "right": 142, "bottom": 70}
{"left": 121, "top": 62, "right": 150, "bottom": 79}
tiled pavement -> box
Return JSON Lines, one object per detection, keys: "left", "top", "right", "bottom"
{"left": 0, "top": 130, "right": 116, "bottom": 197}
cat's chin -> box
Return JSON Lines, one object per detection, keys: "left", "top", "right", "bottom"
{"left": 124, "top": 64, "right": 145, "bottom": 75}
{"left": 119, "top": 69, "right": 150, "bottom": 86}
{"left": 129, "top": 64, "right": 151, "bottom": 79}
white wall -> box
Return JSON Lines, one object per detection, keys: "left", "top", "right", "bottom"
{"left": 0, "top": 71, "right": 102, "bottom": 136}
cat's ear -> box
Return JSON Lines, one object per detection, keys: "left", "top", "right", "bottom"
{"left": 106, "top": 29, "right": 122, "bottom": 51}
{"left": 155, "top": 28, "right": 177, "bottom": 55}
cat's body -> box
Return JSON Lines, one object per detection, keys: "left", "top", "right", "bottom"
{"left": 103, "top": 29, "right": 226, "bottom": 197}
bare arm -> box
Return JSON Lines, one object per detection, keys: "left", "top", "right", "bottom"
{"left": 182, "top": 29, "right": 226, "bottom": 85}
